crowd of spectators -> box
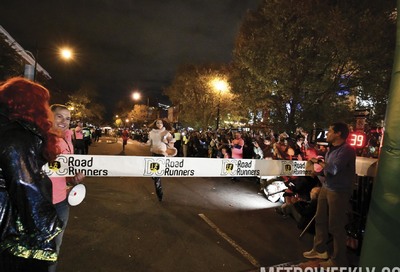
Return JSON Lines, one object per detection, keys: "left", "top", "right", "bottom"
{"left": 159, "top": 127, "right": 328, "bottom": 161}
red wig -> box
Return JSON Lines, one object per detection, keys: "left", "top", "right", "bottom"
{"left": 0, "top": 77, "right": 59, "bottom": 162}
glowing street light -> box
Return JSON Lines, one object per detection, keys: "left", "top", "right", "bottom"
{"left": 211, "top": 78, "right": 229, "bottom": 130}
{"left": 132, "top": 91, "right": 141, "bottom": 101}
{"left": 212, "top": 79, "right": 228, "bottom": 94}
{"left": 23, "top": 46, "right": 75, "bottom": 81}
{"left": 59, "top": 47, "right": 74, "bottom": 61}
{"left": 132, "top": 90, "right": 150, "bottom": 107}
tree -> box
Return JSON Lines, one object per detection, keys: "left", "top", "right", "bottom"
{"left": 347, "top": 1, "right": 396, "bottom": 125}
{"left": 128, "top": 104, "right": 149, "bottom": 127}
{"left": 232, "top": 0, "right": 395, "bottom": 132}
{"left": 164, "top": 63, "right": 245, "bottom": 129}
{"left": 66, "top": 87, "right": 105, "bottom": 126}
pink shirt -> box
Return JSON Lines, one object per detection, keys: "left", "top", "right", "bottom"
{"left": 50, "top": 130, "right": 74, "bottom": 204}
{"left": 231, "top": 138, "right": 244, "bottom": 159}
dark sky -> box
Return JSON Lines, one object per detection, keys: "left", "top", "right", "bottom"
{"left": 1, "top": 0, "right": 261, "bottom": 120}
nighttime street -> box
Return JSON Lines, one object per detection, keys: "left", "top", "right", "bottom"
{"left": 1, "top": 1, "right": 398, "bottom": 270}
{"left": 58, "top": 137, "right": 316, "bottom": 272}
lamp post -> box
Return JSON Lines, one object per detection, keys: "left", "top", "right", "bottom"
{"left": 212, "top": 78, "right": 229, "bottom": 130}
{"left": 24, "top": 46, "right": 74, "bottom": 81}
{"left": 23, "top": 49, "right": 39, "bottom": 81}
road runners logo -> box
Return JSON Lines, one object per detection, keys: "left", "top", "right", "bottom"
{"left": 221, "top": 160, "right": 260, "bottom": 176}
{"left": 149, "top": 162, "right": 160, "bottom": 173}
{"left": 43, "top": 155, "right": 108, "bottom": 176}
{"left": 48, "top": 161, "right": 61, "bottom": 171}
{"left": 44, "top": 155, "right": 69, "bottom": 176}
{"left": 144, "top": 158, "right": 195, "bottom": 176}
{"left": 280, "top": 160, "right": 310, "bottom": 176}
{"left": 225, "top": 163, "right": 234, "bottom": 173}
{"left": 144, "top": 158, "right": 164, "bottom": 176}
{"left": 221, "top": 160, "right": 235, "bottom": 175}
{"left": 282, "top": 161, "right": 293, "bottom": 176}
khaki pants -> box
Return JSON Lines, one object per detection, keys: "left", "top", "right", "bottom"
{"left": 313, "top": 186, "right": 351, "bottom": 266}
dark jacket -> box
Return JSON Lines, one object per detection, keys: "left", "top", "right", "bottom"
{"left": 0, "top": 113, "right": 62, "bottom": 261}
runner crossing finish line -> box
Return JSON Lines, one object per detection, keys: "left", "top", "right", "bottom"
{"left": 43, "top": 154, "right": 376, "bottom": 178}
{"left": 43, "top": 154, "right": 314, "bottom": 178}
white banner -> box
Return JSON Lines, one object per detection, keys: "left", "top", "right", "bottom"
{"left": 43, "top": 155, "right": 312, "bottom": 178}
{"left": 43, "top": 155, "right": 377, "bottom": 178}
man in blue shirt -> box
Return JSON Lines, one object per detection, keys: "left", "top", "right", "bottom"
{"left": 303, "top": 122, "right": 356, "bottom": 268}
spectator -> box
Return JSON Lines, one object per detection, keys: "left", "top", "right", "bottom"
{"left": 303, "top": 122, "right": 356, "bottom": 268}
{"left": 217, "top": 146, "right": 231, "bottom": 158}
{"left": 276, "top": 187, "right": 321, "bottom": 232}
{"left": 262, "top": 137, "right": 274, "bottom": 159}
{"left": 208, "top": 133, "right": 219, "bottom": 158}
{"left": 252, "top": 139, "right": 264, "bottom": 159}
{"left": 72, "top": 121, "right": 85, "bottom": 154}
{"left": 243, "top": 134, "right": 255, "bottom": 159}
{"left": 231, "top": 131, "right": 244, "bottom": 159}
{"left": 294, "top": 135, "right": 307, "bottom": 160}
{"left": 181, "top": 130, "right": 189, "bottom": 157}
{"left": 82, "top": 124, "right": 92, "bottom": 154}
{"left": 218, "top": 134, "right": 231, "bottom": 156}
{"left": 274, "top": 134, "right": 295, "bottom": 160}
{"left": 173, "top": 129, "right": 182, "bottom": 156}
{"left": 93, "top": 127, "right": 102, "bottom": 142}
{"left": 48, "top": 104, "right": 85, "bottom": 272}
{"left": 0, "top": 77, "right": 63, "bottom": 272}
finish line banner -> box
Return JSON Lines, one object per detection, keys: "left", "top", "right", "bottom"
{"left": 43, "top": 155, "right": 311, "bottom": 178}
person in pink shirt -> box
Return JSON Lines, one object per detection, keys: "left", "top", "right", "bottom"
{"left": 72, "top": 121, "right": 85, "bottom": 154}
{"left": 231, "top": 131, "right": 244, "bottom": 159}
{"left": 49, "top": 104, "right": 85, "bottom": 272}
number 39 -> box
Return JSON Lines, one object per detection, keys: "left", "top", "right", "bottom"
{"left": 349, "top": 133, "right": 364, "bottom": 147}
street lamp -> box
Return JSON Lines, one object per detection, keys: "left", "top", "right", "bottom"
{"left": 132, "top": 91, "right": 149, "bottom": 107}
{"left": 59, "top": 47, "right": 74, "bottom": 61}
{"left": 132, "top": 90, "right": 154, "bottom": 122}
{"left": 23, "top": 49, "right": 40, "bottom": 81}
{"left": 24, "top": 46, "right": 74, "bottom": 81}
{"left": 211, "top": 78, "right": 229, "bottom": 130}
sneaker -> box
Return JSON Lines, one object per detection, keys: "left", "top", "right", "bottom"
{"left": 303, "top": 249, "right": 329, "bottom": 259}
{"left": 319, "top": 259, "right": 336, "bottom": 268}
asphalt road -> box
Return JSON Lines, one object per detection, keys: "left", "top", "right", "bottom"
{"left": 58, "top": 136, "right": 315, "bottom": 272}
